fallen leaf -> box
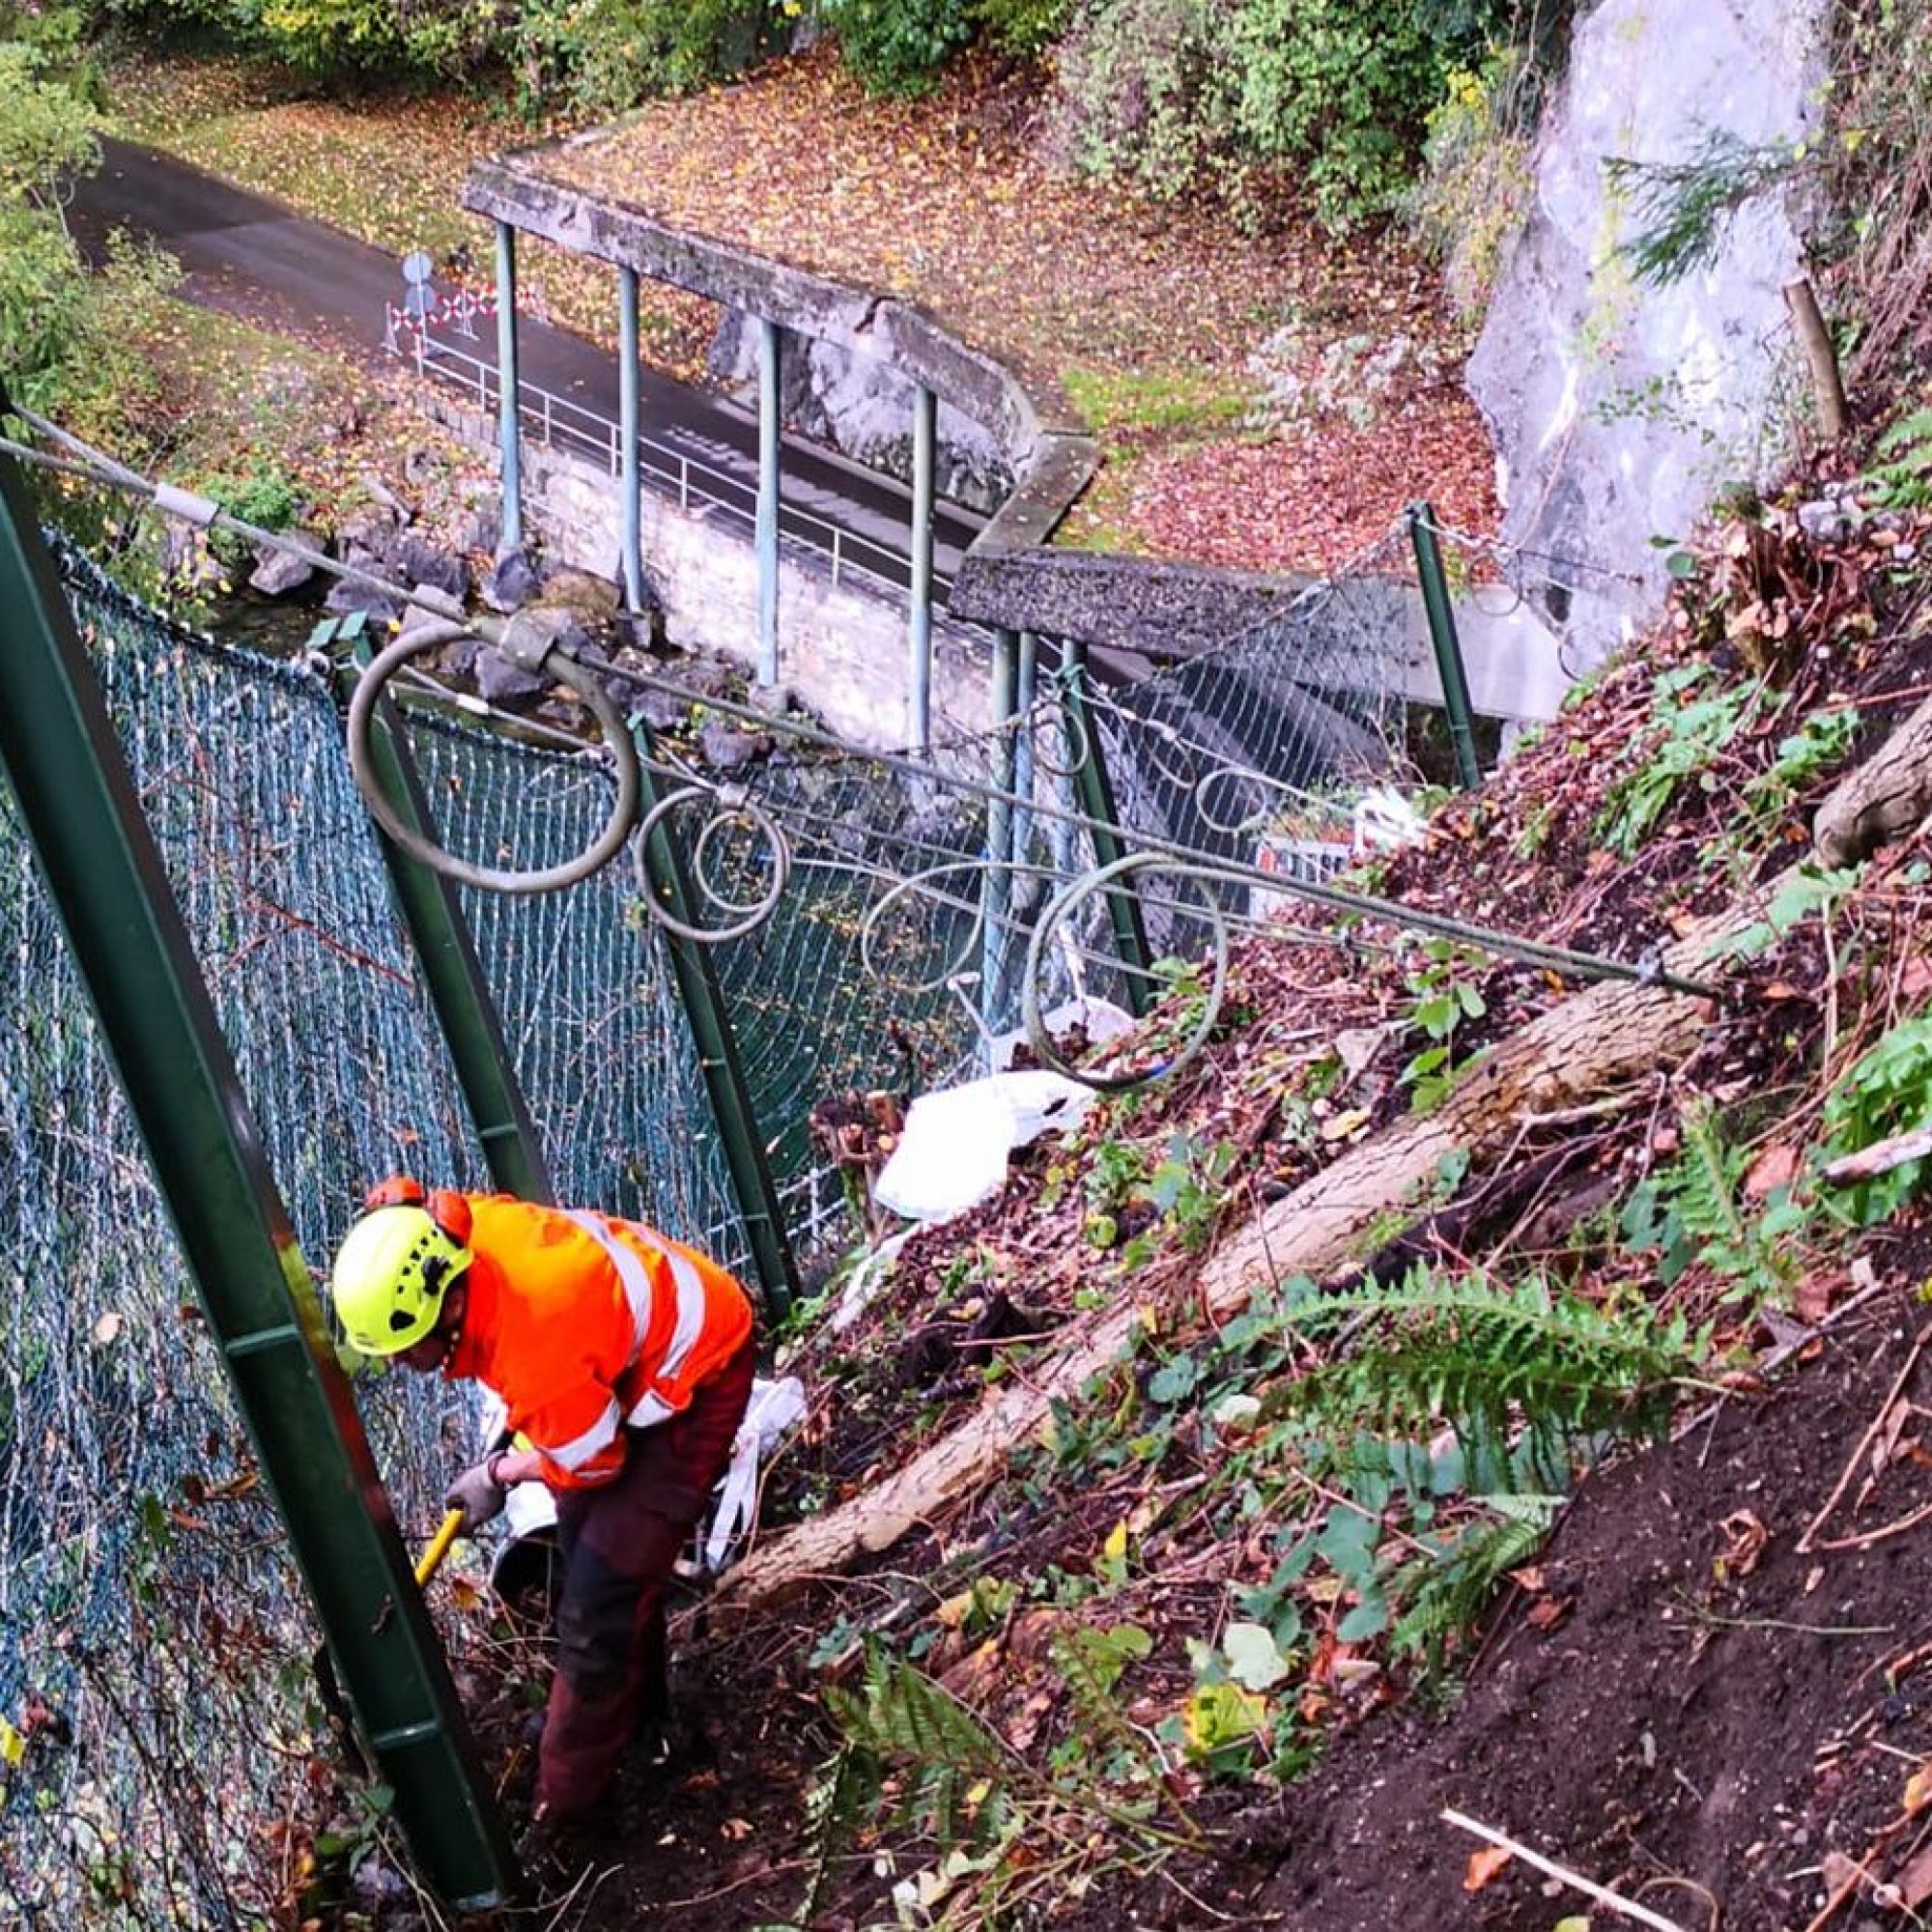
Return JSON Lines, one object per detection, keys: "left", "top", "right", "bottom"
{"left": 1744, "top": 1143, "right": 1802, "bottom": 1198}
{"left": 1463, "top": 1844, "right": 1512, "bottom": 1892}
{"left": 1896, "top": 1838, "right": 1932, "bottom": 1907}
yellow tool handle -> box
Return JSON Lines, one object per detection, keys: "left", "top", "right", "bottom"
{"left": 414, "top": 1507, "right": 466, "bottom": 1588}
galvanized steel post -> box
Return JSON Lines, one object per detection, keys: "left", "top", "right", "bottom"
{"left": 756, "top": 317, "right": 781, "bottom": 687}
{"left": 1407, "top": 501, "right": 1482, "bottom": 790}
{"left": 618, "top": 268, "right": 645, "bottom": 614}
{"left": 1060, "top": 640, "right": 1154, "bottom": 1017}
{"left": 0, "top": 443, "right": 516, "bottom": 1909}
{"left": 629, "top": 727, "right": 800, "bottom": 1320}
{"left": 908, "top": 384, "right": 936, "bottom": 753}
{"left": 494, "top": 220, "right": 524, "bottom": 552}
{"left": 980, "top": 628, "right": 1020, "bottom": 1066}
{"left": 335, "top": 639, "right": 554, "bottom": 1205}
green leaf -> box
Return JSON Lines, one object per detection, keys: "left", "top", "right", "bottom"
{"left": 1147, "top": 1354, "right": 1199, "bottom": 1405}
{"left": 1221, "top": 1621, "right": 1293, "bottom": 1690}
{"left": 1336, "top": 1593, "right": 1389, "bottom": 1642}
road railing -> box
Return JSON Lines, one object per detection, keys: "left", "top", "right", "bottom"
{"left": 387, "top": 311, "right": 935, "bottom": 602}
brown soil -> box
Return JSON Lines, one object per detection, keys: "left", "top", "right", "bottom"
{"left": 466, "top": 1287, "right": 1932, "bottom": 1932}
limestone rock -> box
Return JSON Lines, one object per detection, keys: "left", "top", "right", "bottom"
{"left": 1465, "top": 0, "right": 1832, "bottom": 671}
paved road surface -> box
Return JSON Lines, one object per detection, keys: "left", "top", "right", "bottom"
{"left": 67, "top": 136, "right": 984, "bottom": 585}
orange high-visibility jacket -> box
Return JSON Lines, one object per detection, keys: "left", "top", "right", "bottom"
{"left": 443, "top": 1194, "right": 754, "bottom": 1490}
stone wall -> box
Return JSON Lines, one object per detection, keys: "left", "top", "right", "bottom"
{"left": 519, "top": 434, "right": 995, "bottom": 749}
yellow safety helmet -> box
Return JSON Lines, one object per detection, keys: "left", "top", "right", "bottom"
{"left": 331, "top": 1205, "right": 470, "bottom": 1355}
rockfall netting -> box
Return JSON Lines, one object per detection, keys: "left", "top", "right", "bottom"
{"left": 0, "top": 525, "right": 1412, "bottom": 1920}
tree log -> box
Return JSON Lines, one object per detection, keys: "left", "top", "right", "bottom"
{"left": 711, "top": 896, "right": 1763, "bottom": 1617}
{"left": 1812, "top": 690, "right": 1932, "bottom": 867}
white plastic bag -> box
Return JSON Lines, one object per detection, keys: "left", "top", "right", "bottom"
{"left": 872, "top": 1069, "right": 1097, "bottom": 1224}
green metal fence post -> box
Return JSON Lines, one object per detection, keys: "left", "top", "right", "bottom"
{"left": 0, "top": 449, "right": 516, "bottom": 1908}
{"left": 980, "top": 628, "right": 1020, "bottom": 1065}
{"left": 1058, "top": 640, "right": 1155, "bottom": 1018}
{"left": 332, "top": 638, "right": 554, "bottom": 1204}
{"left": 1407, "top": 500, "right": 1482, "bottom": 791}
{"left": 629, "top": 731, "right": 799, "bottom": 1321}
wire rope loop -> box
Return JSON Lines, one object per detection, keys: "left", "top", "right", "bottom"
{"left": 629, "top": 785, "right": 791, "bottom": 944}
{"left": 1193, "top": 761, "right": 1286, "bottom": 838}
{"left": 861, "top": 863, "right": 986, "bottom": 996}
{"left": 1022, "top": 852, "right": 1229, "bottom": 1092}
{"left": 1033, "top": 697, "right": 1089, "bottom": 781}
{"left": 345, "top": 623, "right": 641, "bottom": 895}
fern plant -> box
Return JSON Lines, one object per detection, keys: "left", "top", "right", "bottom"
{"left": 1820, "top": 1014, "right": 1932, "bottom": 1225}
{"left": 1869, "top": 409, "right": 1932, "bottom": 510}
{"left": 1385, "top": 1492, "right": 1559, "bottom": 1673}
{"left": 1594, "top": 666, "right": 1753, "bottom": 857}
{"left": 822, "top": 1640, "right": 1017, "bottom": 1849}
{"left": 1287, "top": 1263, "right": 1698, "bottom": 1448}
{"left": 1623, "top": 1103, "right": 1813, "bottom": 1302}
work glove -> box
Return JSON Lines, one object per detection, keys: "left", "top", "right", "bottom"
{"left": 444, "top": 1459, "right": 507, "bottom": 1530}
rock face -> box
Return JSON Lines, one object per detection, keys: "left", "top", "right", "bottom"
{"left": 708, "top": 311, "right": 1013, "bottom": 515}
{"left": 1467, "top": 0, "right": 1832, "bottom": 671}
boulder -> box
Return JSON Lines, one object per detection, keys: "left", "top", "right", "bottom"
{"left": 483, "top": 545, "right": 540, "bottom": 613}
{"left": 247, "top": 538, "right": 318, "bottom": 599}
{"left": 393, "top": 533, "right": 469, "bottom": 602}
{"left": 708, "top": 311, "right": 1012, "bottom": 515}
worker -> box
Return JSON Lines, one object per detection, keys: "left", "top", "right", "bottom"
{"left": 328, "top": 1178, "right": 756, "bottom": 1833}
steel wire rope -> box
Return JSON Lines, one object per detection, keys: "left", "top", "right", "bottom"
{"left": 348, "top": 620, "right": 644, "bottom": 895}
{"left": 11, "top": 414, "right": 644, "bottom": 894}
{"left": 628, "top": 784, "right": 791, "bottom": 943}
{"left": 9, "top": 409, "right": 1715, "bottom": 997}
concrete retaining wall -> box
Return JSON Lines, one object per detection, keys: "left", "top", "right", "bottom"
{"left": 519, "top": 434, "right": 994, "bottom": 749}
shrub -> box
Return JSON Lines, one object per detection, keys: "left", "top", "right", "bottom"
{"left": 970, "top": 0, "right": 1069, "bottom": 58}
{"left": 1052, "top": 0, "right": 1539, "bottom": 230}
{"left": 1406, "top": 51, "right": 1538, "bottom": 317}
{"left": 816, "top": 0, "right": 975, "bottom": 95}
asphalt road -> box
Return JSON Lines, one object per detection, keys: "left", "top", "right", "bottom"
{"left": 66, "top": 135, "right": 983, "bottom": 585}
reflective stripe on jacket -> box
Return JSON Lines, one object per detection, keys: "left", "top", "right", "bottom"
{"left": 444, "top": 1194, "right": 754, "bottom": 1490}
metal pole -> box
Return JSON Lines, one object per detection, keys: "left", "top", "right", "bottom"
{"left": 1407, "top": 501, "right": 1482, "bottom": 790}
{"left": 0, "top": 445, "right": 515, "bottom": 1908}
{"left": 908, "top": 384, "right": 936, "bottom": 753}
{"left": 1060, "top": 641, "right": 1155, "bottom": 1018}
{"left": 756, "top": 317, "right": 781, "bottom": 688}
{"left": 1013, "top": 628, "right": 1038, "bottom": 886}
{"left": 629, "top": 726, "right": 799, "bottom": 1320}
{"left": 333, "top": 638, "right": 553, "bottom": 1204}
{"left": 618, "top": 268, "right": 644, "bottom": 614}
{"left": 493, "top": 220, "right": 524, "bottom": 553}
{"left": 980, "top": 629, "right": 1020, "bottom": 1066}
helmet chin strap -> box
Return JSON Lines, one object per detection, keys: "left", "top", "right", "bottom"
{"left": 430, "top": 1282, "right": 469, "bottom": 1374}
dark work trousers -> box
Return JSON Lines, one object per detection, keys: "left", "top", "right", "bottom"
{"left": 537, "top": 1340, "right": 756, "bottom": 1816}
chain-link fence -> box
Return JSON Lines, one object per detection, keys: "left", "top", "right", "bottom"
{"left": 0, "top": 521, "right": 1413, "bottom": 1918}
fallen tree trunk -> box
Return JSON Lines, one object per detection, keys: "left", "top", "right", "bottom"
{"left": 713, "top": 901, "right": 1750, "bottom": 1615}
{"left": 1812, "top": 691, "right": 1932, "bottom": 867}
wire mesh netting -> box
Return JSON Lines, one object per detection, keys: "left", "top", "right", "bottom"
{"left": 0, "top": 511, "right": 1416, "bottom": 1918}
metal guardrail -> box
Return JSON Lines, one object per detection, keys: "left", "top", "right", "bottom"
{"left": 398, "top": 326, "right": 933, "bottom": 602}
